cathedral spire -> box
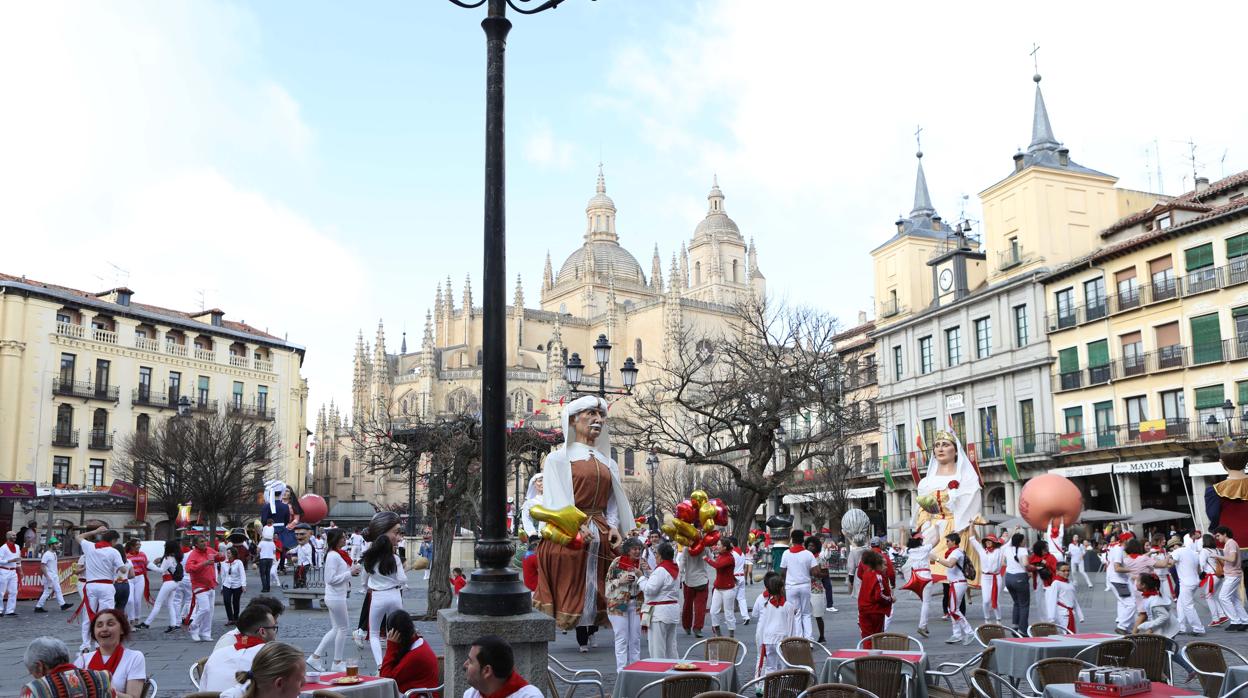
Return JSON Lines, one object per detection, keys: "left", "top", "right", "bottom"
{"left": 910, "top": 149, "right": 936, "bottom": 218}
{"left": 707, "top": 174, "right": 725, "bottom": 214}
{"left": 434, "top": 282, "right": 443, "bottom": 316}
{"left": 513, "top": 274, "right": 525, "bottom": 312}
{"left": 400, "top": 331, "right": 407, "bottom": 354}
{"left": 542, "top": 251, "right": 554, "bottom": 291}
{"left": 373, "top": 320, "right": 387, "bottom": 367}
{"left": 463, "top": 274, "right": 473, "bottom": 313}
{"left": 650, "top": 244, "right": 663, "bottom": 290}
{"left": 444, "top": 275, "right": 455, "bottom": 312}
{"left": 668, "top": 254, "right": 682, "bottom": 298}
{"left": 585, "top": 165, "right": 618, "bottom": 242}
{"left": 679, "top": 242, "right": 690, "bottom": 289}
{"left": 422, "top": 310, "right": 434, "bottom": 348}
{"left": 1028, "top": 73, "right": 1060, "bottom": 153}
{"left": 748, "top": 237, "right": 763, "bottom": 280}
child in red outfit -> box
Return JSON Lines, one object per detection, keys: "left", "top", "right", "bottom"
{"left": 450, "top": 568, "right": 467, "bottom": 596}
{"left": 857, "top": 550, "right": 894, "bottom": 647}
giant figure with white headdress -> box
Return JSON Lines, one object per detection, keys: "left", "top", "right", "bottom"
{"left": 910, "top": 429, "right": 985, "bottom": 586}
{"left": 532, "top": 395, "right": 634, "bottom": 643}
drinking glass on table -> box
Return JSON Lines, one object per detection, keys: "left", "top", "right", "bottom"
{"left": 345, "top": 658, "right": 359, "bottom": 677}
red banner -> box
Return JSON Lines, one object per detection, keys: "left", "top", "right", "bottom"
{"left": 108, "top": 479, "right": 137, "bottom": 499}
{"left": 136, "top": 488, "right": 148, "bottom": 522}
{"left": 18, "top": 556, "right": 80, "bottom": 600}
{"left": 0, "top": 481, "right": 37, "bottom": 498}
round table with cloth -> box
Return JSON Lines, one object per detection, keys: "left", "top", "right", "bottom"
{"left": 819, "top": 649, "right": 928, "bottom": 698}
{"left": 1042, "top": 682, "right": 1197, "bottom": 698}
{"left": 989, "top": 633, "right": 1119, "bottom": 683}
{"left": 299, "top": 672, "right": 400, "bottom": 698}
{"left": 611, "top": 659, "right": 736, "bottom": 698}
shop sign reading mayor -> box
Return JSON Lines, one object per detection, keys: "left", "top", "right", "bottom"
{"left": 1051, "top": 457, "right": 1187, "bottom": 478}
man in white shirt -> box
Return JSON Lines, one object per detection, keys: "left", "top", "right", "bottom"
{"left": 73, "top": 525, "right": 125, "bottom": 651}
{"left": 1104, "top": 533, "right": 1135, "bottom": 633}
{"left": 349, "top": 530, "right": 365, "bottom": 560}
{"left": 678, "top": 548, "right": 710, "bottom": 638}
{"left": 257, "top": 532, "right": 277, "bottom": 594}
{"left": 780, "top": 529, "right": 819, "bottom": 640}
{"left": 201, "top": 605, "right": 277, "bottom": 692}
{"left": 461, "top": 635, "right": 543, "bottom": 698}
{"left": 0, "top": 530, "right": 20, "bottom": 615}
{"left": 1171, "top": 539, "right": 1205, "bottom": 634}
{"left": 34, "top": 537, "right": 72, "bottom": 612}
{"left": 1067, "top": 535, "right": 1093, "bottom": 588}
{"left": 731, "top": 539, "right": 750, "bottom": 623}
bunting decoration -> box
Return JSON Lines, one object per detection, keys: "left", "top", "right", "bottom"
{"left": 880, "top": 454, "right": 896, "bottom": 491}
{"left": 1001, "top": 437, "right": 1021, "bottom": 481}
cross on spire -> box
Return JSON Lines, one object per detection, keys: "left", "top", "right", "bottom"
{"left": 914, "top": 124, "right": 924, "bottom": 157}
{"left": 1030, "top": 43, "right": 1041, "bottom": 77}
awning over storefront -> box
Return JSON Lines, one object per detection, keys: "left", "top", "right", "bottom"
{"left": 847, "top": 487, "right": 879, "bottom": 500}
{"left": 1189, "top": 461, "right": 1226, "bottom": 477}
{"left": 782, "top": 486, "right": 877, "bottom": 504}
{"left": 1049, "top": 463, "right": 1114, "bottom": 478}
{"left": 1113, "top": 457, "right": 1186, "bottom": 474}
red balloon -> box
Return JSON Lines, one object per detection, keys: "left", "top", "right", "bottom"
{"left": 675, "top": 500, "right": 697, "bottom": 524}
{"left": 713, "top": 502, "right": 728, "bottom": 527}
{"left": 703, "top": 530, "right": 722, "bottom": 550}
{"left": 689, "top": 538, "right": 706, "bottom": 556}
{"left": 298, "top": 493, "right": 329, "bottom": 525}
{"left": 1018, "top": 474, "right": 1083, "bottom": 530}
{"left": 568, "top": 533, "right": 585, "bottom": 551}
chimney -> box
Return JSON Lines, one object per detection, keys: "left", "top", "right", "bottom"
{"left": 857, "top": 310, "right": 867, "bottom": 325}
{"left": 1057, "top": 147, "right": 1070, "bottom": 167}
{"left": 895, "top": 217, "right": 905, "bottom": 233}
{"left": 1013, "top": 150, "right": 1025, "bottom": 173}
{"left": 1195, "top": 176, "right": 1210, "bottom": 193}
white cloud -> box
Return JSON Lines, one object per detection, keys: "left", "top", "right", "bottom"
{"left": 524, "top": 120, "right": 576, "bottom": 170}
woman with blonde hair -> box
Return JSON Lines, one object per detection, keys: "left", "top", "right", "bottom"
{"left": 221, "top": 641, "right": 305, "bottom": 698}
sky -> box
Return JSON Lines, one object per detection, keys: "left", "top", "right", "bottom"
{"left": 3, "top": 1, "right": 1247, "bottom": 427}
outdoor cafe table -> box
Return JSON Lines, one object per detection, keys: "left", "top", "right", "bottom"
{"left": 991, "top": 633, "right": 1119, "bottom": 682}
{"left": 299, "top": 672, "right": 400, "bottom": 698}
{"left": 818, "top": 649, "right": 929, "bottom": 698}
{"left": 1042, "top": 682, "right": 1198, "bottom": 698}
{"left": 612, "top": 659, "right": 737, "bottom": 698}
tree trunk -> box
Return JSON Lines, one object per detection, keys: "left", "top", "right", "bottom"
{"left": 422, "top": 495, "right": 458, "bottom": 620}
{"left": 732, "top": 488, "right": 765, "bottom": 549}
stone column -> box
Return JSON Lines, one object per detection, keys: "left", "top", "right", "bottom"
{"left": 1117, "top": 473, "right": 1142, "bottom": 534}
{"left": 886, "top": 490, "right": 900, "bottom": 542}
{"left": 1004, "top": 481, "right": 1018, "bottom": 516}
{"left": 1189, "top": 475, "right": 1209, "bottom": 530}
{"left": 438, "top": 610, "right": 554, "bottom": 697}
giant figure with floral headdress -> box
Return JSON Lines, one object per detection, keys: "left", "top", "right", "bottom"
{"left": 532, "top": 395, "right": 634, "bottom": 651}
{"left": 910, "top": 429, "right": 986, "bottom": 587}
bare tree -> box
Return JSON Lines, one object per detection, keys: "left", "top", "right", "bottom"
{"left": 615, "top": 300, "right": 861, "bottom": 544}
{"left": 115, "top": 411, "right": 281, "bottom": 538}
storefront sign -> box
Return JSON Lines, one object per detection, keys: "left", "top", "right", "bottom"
{"left": 945, "top": 393, "right": 964, "bottom": 410}
{"left": 1113, "top": 457, "right": 1186, "bottom": 474}
{"left": 1049, "top": 463, "right": 1114, "bottom": 478}
{"left": 847, "top": 487, "right": 879, "bottom": 500}
{"left": 107, "top": 479, "right": 137, "bottom": 499}
{"left": 0, "top": 481, "right": 37, "bottom": 498}
{"left": 18, "top": 556, "right": 79, "bottom": 601}
{"left": 1189, "top": 461, "right": 1226, "bottom": 477}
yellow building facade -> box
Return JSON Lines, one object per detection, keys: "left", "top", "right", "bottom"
{"left": 0, "top": 274, "right": 309, "bottom": 532}
{"left": 1042, "top": 171, "right": 1248, "bottom": 526}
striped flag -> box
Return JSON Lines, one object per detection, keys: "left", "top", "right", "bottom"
{"left": 881, "top": 455, "right": 896, "bottom": 490}
{"left": 1002, "top": 437, "right": 1021, "bottom": 481}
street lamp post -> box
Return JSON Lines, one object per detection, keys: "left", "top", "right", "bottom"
{"left": 645, "top": 449, "right": 659, "bottom": 531}
{"left": 564, "top": 334, "right": 639, "bottom": 398}
{"left": 446, "top": 0, "right": 583, "bottom": 617}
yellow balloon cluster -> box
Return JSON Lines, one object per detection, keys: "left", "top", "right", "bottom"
{"left": 530, "top": 504, "right": 588, "bottom": 549}
{"left": 659, "top": 488, "right": 728, "bottom": 555}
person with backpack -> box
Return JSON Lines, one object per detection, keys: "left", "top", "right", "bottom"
{"left": 137, "top": 540, "right": 183, "bottom": 632}
{"left": 930, "top": 532, "right": 974, "bottom": 645}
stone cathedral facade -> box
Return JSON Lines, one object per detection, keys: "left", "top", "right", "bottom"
{"left": 312, "top": 170, "right": 766, "bottom": 509}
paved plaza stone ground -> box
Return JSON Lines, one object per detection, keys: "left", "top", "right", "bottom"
{"left": 2, "top": 567, "right": 1244, "bottom": 696}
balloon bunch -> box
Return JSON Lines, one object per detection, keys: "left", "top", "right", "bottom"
{"left": 661, "top": 489, "right": 729, "bottom": 555}
{"left": 747, "top": 528, "right": 766, "bottom": 546}
{"left": 530, "top": 504, "right": 588, "bottom": 549}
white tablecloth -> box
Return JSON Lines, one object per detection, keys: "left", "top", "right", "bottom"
{"left": 300, "top": 673, "right": 400, "bottom": 698}
{"left": 990, "top": 634, "right": 1117, "bottom": 682}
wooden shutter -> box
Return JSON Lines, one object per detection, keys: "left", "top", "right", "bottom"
{"left": 1059, "top": 347, "right": 1079, "bottom": 373}
{"left": 1185, "top": 243, "right": 1214, "bottom": 271}
{"left": 1149, "top": 256, "right": 1173, "bottom": 275}
{"left": 1234, "top": 306, "right": 1248, "bottom": 319}
{"left": 1120, "top": 331, "right": 1142, "bottom": 347}
{"left": 1155, "top": 322, "right": 1180, "bottom": 347}
{"left": 1228, "top": 233, "right": 1248, "bottom": 260}
{"left": 1115, "top": 267, "right": 1137, "bottom": 283}
{"left": 1087, "top": 340, "right": 1109, "bottom": 367}
{"left": 1194, "top": 385, "right": 1226, "bottom": 410}
{"left": 1190, "top": 314, "right": 1223, "bottom": 363}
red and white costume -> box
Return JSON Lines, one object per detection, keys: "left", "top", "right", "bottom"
{"left": 970, "top": 536, "right": 1004, "bottom": 622}
{"left": 73, "top": 541, "right": 123, "bottom": 651}
{"left": 1045, "top": 575, "right": 1083, "bottom": 633}
{"left": 0, "top": 539, "right": 20, "bottom": 614}
{"left": 935, "top": 544, "right": 973, "bottom": 642}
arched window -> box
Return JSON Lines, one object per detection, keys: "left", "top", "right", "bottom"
{"left": 135, "top": 413, "right": 150, "bottom": 439}
{"left": 624, "top": 448, "right": 635, "bottom": 477}
{"left": 595, "top": 214, "right": 602, "bottom": 230}
{"left": 56, "top": 403, "right": 73, "bottom": 432}
{"left": 401, "top": 399, "right": 408, "bottom": 415}
{"left": 476, "top": 349, "right": 483, "bottom": 365}
{"left": 447, "top": 394, "right": 456, "bottom": 412}
{"left": 634, "top": 338, "right": 644, "bottom": 364}
{"left": 343, "top": 457, "right": 351, "bottom": 478}
{"left": 610, "top": 447, "right": 619, "bottom": 464}
{"left": 526, "top": 398, "right": 534, "bottom": 413}
{"left": 92, "top": 408, "right": 108, "bottom": 434}
{"left": 732, "top": 259, "right": 739, "bottom": 283}
{"left": 695, "top": 261, "right": 702, "bottom": 285}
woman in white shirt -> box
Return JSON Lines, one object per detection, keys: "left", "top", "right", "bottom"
{"left": 75, "top": 608, "right": 147, "bottom": 698}
{"left": 220, "top": 547, "right": 246, "bottom": 625}
{"left": 1002, "top": 531, "right": 1033, "bottom": 633}
{"left": 308, "top": 529, "right": 361, "bottom": 672}
{"left": 361, "top": 511, "right": 407, "bottom": 667}
{"left": 138, "top": 540, "right": 183, "bottom": 632}
{"left": 257, "top": 532, "right": 278, "bottom": 594}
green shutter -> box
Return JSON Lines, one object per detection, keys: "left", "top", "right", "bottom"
{"left": 1239, "top": 381, "right": 1248, "bottom": 407}
{"left": 1191, "top": 313, "right": 1224, "bottom": 363}
{"left": 1234, "top": 306, "right": 1248, "bottom": 318}
{"left": 1228, "top": 233, "right": 1248, "bottom": 260}
{"left": 1186, "top": 243, "right": 1214, "bottom": 271}
{"left": 1058, "top": 347, "right": 1079, "bottom": 373}
{"left": 1087, "top": 340, "right": 1109, "bottom": 367}
{"left": 1195, "top": 385, "right": 1226, "bottom": 410}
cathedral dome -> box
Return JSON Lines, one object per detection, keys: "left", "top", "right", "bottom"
{"left": 556, "top": 241, "right": 647, "bottom": 286}
{"left": 693, "top": 176, "right": 742, "bottom": 239}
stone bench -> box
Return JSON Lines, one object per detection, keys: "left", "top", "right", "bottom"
{"left": 284, "top": 587, "right": 325, "bottom": 610}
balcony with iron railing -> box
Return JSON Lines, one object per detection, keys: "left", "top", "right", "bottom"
{"left": 1053, "top": 340, "right": 1248, "bottom": 393}
{"left": 1047, "top": 257, "right": 1248, "bottom": 333}
{"left": 229, "top": 403, "right": 275, "bottom": 421}
{"left": 975, "top": 432, "right": 1060, "bottom": 461}
{"left": 847, "top": 413, "right": 880, "bottom": 434}
{"left": 87, "top": 430, "right": 113, "bottom": 450}
{"left": 52, "top": 377, "right": 119, "bottom": 402}
{"left": 997, "top": 244, "right": 1033, "bottom": 272}
{"left": 131, "top": 388, "right": 173, "bottom": 409}
{"left": 51, "top": 427, "right": 79, "bottom": 447}
{"left": 191, "top": 398, "right": 219, "bottom": 414}
{"left": 55, "top": 319, "right": 284, "bottom": 374}
{"left": 1056, "top": 417, "right": 1214, "bottom": 454}
{"left": 880, "top": 298, "right": 904, "bottom": 319}
{"left": 843, "top": 366, "right": 879, "bottom": 390}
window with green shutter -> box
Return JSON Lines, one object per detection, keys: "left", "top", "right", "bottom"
{"left": 1228, "top": 233, "right": 1248, "bottom": 260}
{"left": 1235, "top": 306, "right": 1248, "bottom": 319}
{"left": 1087, "top": 340, "right": 1109, "bottom": 367}
{"left": 1186, "top": 243, "right": 1214, "bottom": 271}
{"left": 1059, "top": 347, "right": 1079, "bottom": 373}
{"left": 1195, "top": 385, "right": 1226, "bottom": 410}
{"left": 1238, "top": 380, "right": 1248, "bottom": 407}
{"left": 1191, "top": 313, "right": 1224, "bottom": 364}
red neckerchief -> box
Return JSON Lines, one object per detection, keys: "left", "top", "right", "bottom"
{"left": 733, "top": 546, "right": 742, "bottom": 554}
{"left": 1128, "top": 553, "right": 1141, "bottom": 559}
{"left": 1140, "top": 590, "right": 1159, "bottom": 598}
{"left": 768, "top": 594, "right": 785, "bottom": 608}
{"left": 789, "top": 544, "right": 804, "bottom": 553}
{"left": 334, "top": 549, "right": 352, "bottom": 566}
{"left": 234, "top": 634, "right": 266, "bottom": 651}
{"left": 617, "top": 556, "right": 638, "bottom": 571}
{"left": 944, "top": 544, "right": 959, "bottom": 559}
{"left": 1054, "top": 575, "right": 1069, "bottom": 583}
{"left": 481, "top": 671, "right": 530, "bottom": 698}
{"left": 94, "top": 541, "right": 112, "bottom": 549}
{"left": 3, "top": 541, "right": 15, "bottom": 553}
{"left": 87, "top": 646, "right": 124, "bottom": 675}
{"left": 658, "top": 560, "right": 679, "bottom": 579}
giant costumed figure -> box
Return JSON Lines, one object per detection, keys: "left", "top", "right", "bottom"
{"left": 261, "top": 481, "right": 299, "bottom": 555}
{"left": 532, "top": 396, "right": 634, "bottom": 645}
{"left": 1206, "top": 434, "right": 1248, "bottom": 535}
{"left": 910, "top": 429, "right": 985, "bottom": 586}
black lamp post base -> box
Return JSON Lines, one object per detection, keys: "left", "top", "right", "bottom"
{"left": 458, "top": 569, "right": 533, "bottom": 616}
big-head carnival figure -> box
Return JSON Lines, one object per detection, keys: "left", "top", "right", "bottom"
{"left": 910, "top": 429, "right": 985, "bottom": 584}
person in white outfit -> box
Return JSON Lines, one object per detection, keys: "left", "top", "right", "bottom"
{"left": 1046, "top": 521, "right": 1066, "bottom": 563}
{"left": 1213, "top": 526, "right": 1248, "bottom": 629}
{"left": 779, "top": 529, "right": 818, "bottom": 640}
{"left": 73, "top": 525, "right": 125, "bottom": 651}
{"left": 902, "top": 525, "right": 941, "bottom": 637}
{"left": 257, "top": 531, "right": 278, "bottom": 594}
{"left": 220, "top": 547, "right": 247, "bottom": 625}
{"left": 605, "top": 538, "right": 648, "bottom": 671}
{"left": 0, "top": 530, "right": 21, "bottom": 615}
{"left": 34, "top": 537, "right": 72, "bottom": 612}
{"left": 139, "top": 540, "right": 184, "bottom": 631}
{"left": 1044, "top": 562, "right": 1084, "bottom": 633}
{"left": 753, "top": 573, "right": 797, "bottom": 679}
{"left": 309, "top": 529, "right": 361, "bottom": 672}
{"left": 1199, "top": 534, "right": 1228, "bottom": 626}
{"left": 519, "top": 473, "right": 544, "bottom": 541}
{"left": 969, "top": 533, "right": 1004, "bottom": 623}
{"left": 1067, "top": 535, "right": 1093, "bottom": 588}
{"left": 1134, "top": 572, "right": 1180, "bottom": 638}
{"left": 1171, "top": 537, "right": 1206, "bottom": 634}
{"left": 362, "top": 511, "right": 407, "bottom": 666}
{"left": 732, "top": 541, "right": 751, "bottom": 623}
{"left": 1104, "top": 533, "right": 1136, "bottom": 633}
{"left": 930, "top": 532, "right": 974, "bottom": 645}
{"left": 640, "top": 542, "right": 681, "bottom": 659}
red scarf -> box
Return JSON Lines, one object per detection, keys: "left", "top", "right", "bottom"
{"left": 482, "top": 671, "right": 530, "bottom": 698}
{"left": 87, "top": 646, "right": 124, "bottom": 676}
{"left": 234, "top": 634, "right": 266, "bottom": 651}
{"left": 789, "top": 544, "right": 804, "bottom": 553}
{"left": 769, "top": 594, "right": 785, "bottom": 608}
{"left": 943, "top": 544, "right": 959, "bottom": 559}
{"left": 94, "top": 541, "right": 112, "bottom": 549}
{"left": 658, "top": 560, "right": 679, "bottom": 579}
{"left": 1054, "top": 575, "right": 1069, "bottom": 583}
{"left": 334, "top": 549, "right": 353, "bottom": 567}
{"left": 4, "top": 541, "right": 15, "bottom": 553}
{"left": 617, "top": 555, "right": 638, "bottom": 571}
{"left": 1128, "top": 553, "right": 1141, "bottom": 559}
{"left": 1140, "top": 589, "right": 1159, "bottom": 598}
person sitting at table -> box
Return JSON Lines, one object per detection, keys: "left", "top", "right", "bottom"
{"left": 857, "top": 550, "right": 893, "bottom": 648}
{"left": 753, "top": 573, "right": 796, "bottom": 679}
{"left": 462, "top": 635, "right": 543, "bottom": 698}
{"left": 73, "top": 608, "right": 146, "bottom": 698}
{"left": 202, "top": 604, "right": 277, "bottom": 692}
{"left": 21, "top": 636, "right": 112, "bottom": 698}
{"left": 1042, "top": 562, "right": 1083, "bottom": 634}
{"left": 219, "top": 641, "right": 305, "bottom": 698}
{"left": 641, "top": 541, "right": 681, "bottom": 659}
{"left": 380, "top": 609, "right": 440, "bottom": 695}
{"left": 215, "top": 596, "right": 286, "bottom": 650}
